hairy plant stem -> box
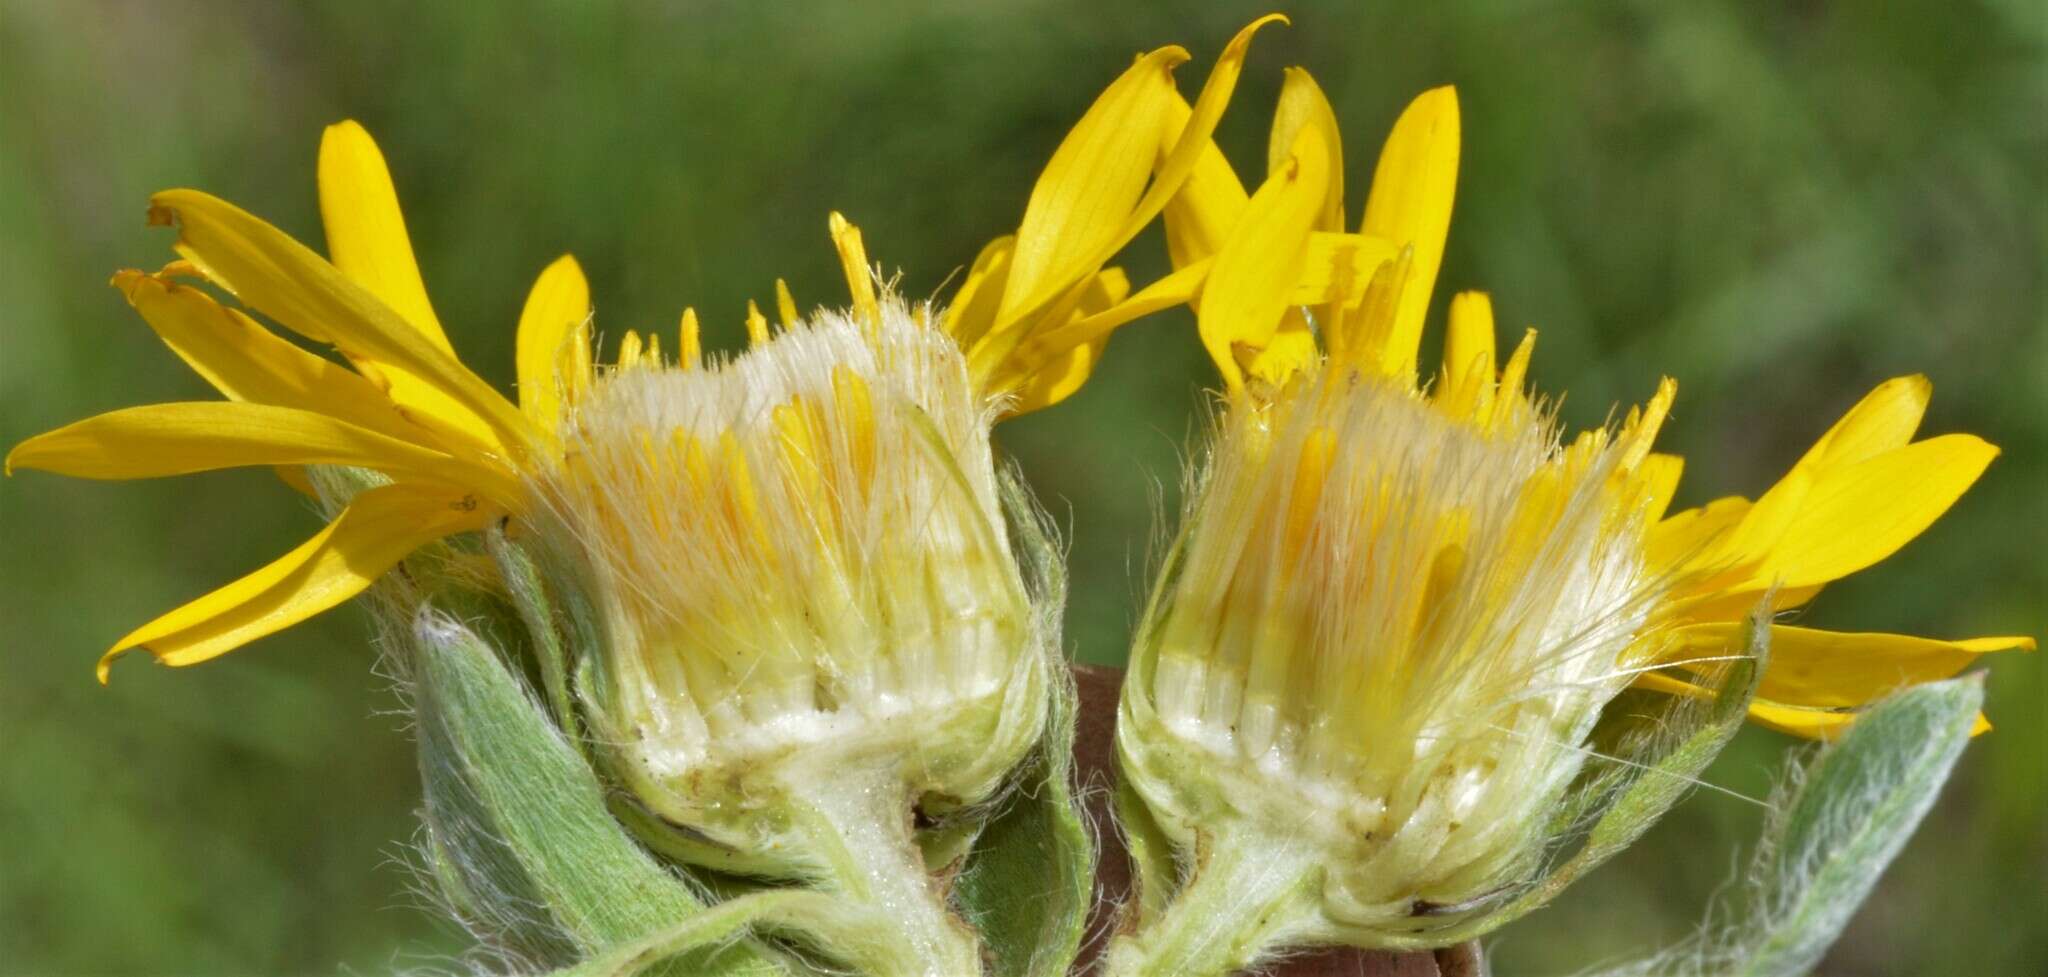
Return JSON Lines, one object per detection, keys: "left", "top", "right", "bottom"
{"left": 1100, "top": 831, "right": 1322, "bottom": 977}
{"left": 784, "top": 767, "right": 983, "bottom": 977}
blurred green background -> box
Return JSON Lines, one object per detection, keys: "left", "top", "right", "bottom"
{"left": 2, "top": 1, "right": 2040, "bottom": 973}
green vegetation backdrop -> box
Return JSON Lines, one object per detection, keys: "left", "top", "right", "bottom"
{"left": 2, "top": 2, "right": 2041, "bottom": 973}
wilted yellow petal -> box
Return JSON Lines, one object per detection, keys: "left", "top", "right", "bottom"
{"left": 1359, "top": 86, "right": 1459, "bottom": 378}
{"left": 112, "top": 270, "right": 424, "bottom": 446}
{"left": 317, "top": 120, "right": 453, "bottom": 353}
{"left": 1199, "top": 122, "right": 1331, "bottom": 390}
{"left": 6, "top": 402, "right": 512, "bottom": 498}
{"left": 149, "top": 190, "right": 529, "bottom": 456}
{"left": 513, "top": 254, "right": 590, "bottom": 432}
{"left": 97, "top": 482, "right": 493, "bottom": 681}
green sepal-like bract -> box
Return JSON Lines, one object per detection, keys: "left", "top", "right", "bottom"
{"left": 409, "top": 604, "right": 788, "bottom": 976}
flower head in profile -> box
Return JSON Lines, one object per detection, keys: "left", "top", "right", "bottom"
{"left": 7, "top": 17, "right": 1295, "bottom": 975}
{"left": 1106, "top": 64, "right": 2029, "bottom": 973}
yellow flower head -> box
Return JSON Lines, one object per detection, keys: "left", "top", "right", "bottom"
{"left": 1111, "top": 61, "right": 2030, "bottom": 959}
{"left": 5, "top": 15, "right": 1291, "bottom": 689}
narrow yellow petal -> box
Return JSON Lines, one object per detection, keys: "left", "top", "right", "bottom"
{"left": 6, "top": 402, "right": 514, "bottom": 499}
{"left": 1791, "top": 374, "right": 1932, "bottom": 476}
{"left": 1749, "top": 434, "right": 1999, "bottom": 589}
{"left": 1671, "top": 623, "right": 2033, "bottom": 709}
{"left": 774, "top": 278, "right": 800, "bottom": 330}
{"left": 112, "top": 270, "right": 424, "bottom": 446}
{"left": 745, "top": 300, "right": 770, "bottom": 347}
{"left": 997, "top": 46, "right": 1190, "bottom": 327}
{"left": 617, "top": 330, "right": 644, "bottom": 368}
{"left": 1267, "top": 68, "right": 1345, "bottom": 233}
{"left": 1437, "top": 290, "right": 1496, "bottom": 418}
{"left": 1198, "top": 121, "right": 1331, "bottom": 390}
{"left": 149, "top": 190, "right": 530, "bottom": 456}
{"left": 942, "top": 235, "right": 1016, "bottom": 347}
{"left": 1009, "top": 260, "right": 1208, "bottom": 376}
{"left": 317, "top": 120, "right": 453, "bottom": 352}
{"left": 828, "top": 212, "right": 880, "bottom": 330}
{"left": 1359, "top": 86, "right": 1459, "bottom": 378}
{"left": 994, "top": 15, "right": 1284, "bottom": 337}
{"left": 679, "top": 308, "right": 703, "bottom": 370}
{"left": 97, "top": 482, "right": 493, "bottom": 680}
{"left": 513, "top": 254, "right": 591, "bottom": 432}
{"left": 1635, "top": 452, "right": 1686, "bottom": 525}
{"left": 1158, "top": 93, "right": 1248, "bottom": 269}
{"left": 1002, "top": 268, "right": 1132, "bottom": 416}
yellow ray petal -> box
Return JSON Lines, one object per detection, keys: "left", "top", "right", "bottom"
{"left": 1436, "top": 290, "right": 1496, "bottom": 418}
{"left": 1790, "top": 374, "right": 1931, "bottom": 476}
{"left": 513, "top": 254, "right": 591, "bottom": 431}
{"left": 1670, "top": 623, "right": 2032, "bottom": 709}
{"left": 112, "top": 270, "right": 424, "bottom": 446}
{"left": 774, "top": 278, "right": 800, "bottom": 330}
{"left": 1747, "top": 434, "right": 1998, "bottom": 590}
{"left": 317, "top": 120, "right": 453, "bottom": 353}
{"left": 828, "top": 212, "right": 879, "bottom": 331}
{"left": 1003, "top": 267, "right": 1132, "bottom": 416}
{"left": 1159, "top": 93, "right": 1249, "bottom": 270}
{"left": 984, "top": 15, "right": 1284, "bottom": 362}
{"left": 6, "top": 402, "right": 512, "bottom": 499}
{"left": 1646, "top": 496, "right": 1751, "bottom": 572}
{"left": 1198, "top": 122, "right": 1331, "bottom": 390}
{"left": 943, "top": 235, "right": 1016, "bottom": 347}
{"left": 1267, "top": 68, "right": 1345, "bottom": 234}
{"left": 98, "top": 482, "right": 494, "bottom": 680}
{"left": 997, "top": 46, "right": 1191, "bottom": 327}
{"left": 1359, "top": 86, "right": 1459, "bottom": 378}
{"left": 148, "top": 190, "right": 530, "bottom": 457}
{"left": 1008, "top": 260, "right": 1209, "bottom": 376}
{"left": 1634, "top": 452, "right": 1685, "bottom": 525}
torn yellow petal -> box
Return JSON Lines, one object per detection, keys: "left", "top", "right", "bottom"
{"left": 112, "top": 270, "right": 424, "bottom": 446}
{"left": 513, "top": 254, "right": 590, "bottom": 432}
{"left": 317, "top": 120, "right": 453, "bottom": 353}
{"left": 1198, "top": 121, "right": 1331, "bottom": 390}
{"left": 98, "top": 482, "right": 493, "bottom": 681}
{"left": 6, "top": 402, "right": 513, "bottom": 499}
{"left": 1359, "top": 86, "right": 1459, "bottom": 378}
{"left": 745, "top": 300, "right": 770, "bottom": 347}
{"left": 149, "top": 190, "right": 529, "bottom": 457}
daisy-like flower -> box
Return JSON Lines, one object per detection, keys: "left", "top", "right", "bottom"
{"left": 8, "top": 17, "right": 1299, "bottom": 976}
{"left": 1104, "top": 66, "right": 2029, "bottom": 975}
